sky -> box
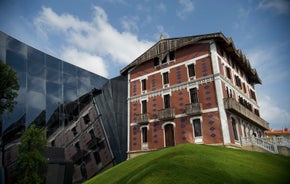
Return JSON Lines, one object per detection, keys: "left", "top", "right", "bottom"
{"left": 0, "top": 0, "right": 289, "bottom": 130}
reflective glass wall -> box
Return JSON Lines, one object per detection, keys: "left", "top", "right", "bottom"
{"left": 0, "top": 31, "right": 108, "bottom": 138}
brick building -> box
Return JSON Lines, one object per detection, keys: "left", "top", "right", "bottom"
{"left": 121, "top": 32, "right": 269, "bottom": 158}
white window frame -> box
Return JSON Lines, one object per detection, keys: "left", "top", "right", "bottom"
{"left": 190, "top": 116, "right": 203, "bottom": 144}
{"left": 140, "top": 125, "right": 149, "bottom": 149}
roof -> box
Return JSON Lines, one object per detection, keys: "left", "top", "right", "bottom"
{"left": 265, "top": 128, "right": 290, "bottom": 135}
{"left": 120, "top": 32, "right": 261, "bottom": 84}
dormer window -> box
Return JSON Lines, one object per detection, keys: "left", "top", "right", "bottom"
{"left": 153, "top": 51, "right": 175, "bottom": 67}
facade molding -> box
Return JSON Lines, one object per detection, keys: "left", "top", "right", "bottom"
{"left": 130, "top": 53, "right": 210, "bottom": 82}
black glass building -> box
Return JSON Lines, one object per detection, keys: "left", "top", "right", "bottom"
{"left": 0, "top": 31, "right": 108, "bottom": 135}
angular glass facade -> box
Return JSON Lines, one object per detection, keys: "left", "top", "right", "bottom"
{"left": 0, "top": 31, "right": 108, "bottom": 139}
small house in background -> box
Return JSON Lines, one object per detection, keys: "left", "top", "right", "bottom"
{"left": 265, "top": 128, "right": 290, "bottom": 139}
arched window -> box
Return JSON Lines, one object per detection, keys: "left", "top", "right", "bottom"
{"left": 231, "top": 117, "right": 239, "bottom": 141}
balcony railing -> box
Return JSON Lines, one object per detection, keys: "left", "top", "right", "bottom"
{"left": 158, "top": 108, "right": 175, "bottom": 121}
{"left": 135, "top": 113, "right": 149, "bottom": 125}
{"left": 224, "top": 98, "right": 269, "bottom": 129}
{"left": 185, "top": 103, "right": 202, "bottom": 115}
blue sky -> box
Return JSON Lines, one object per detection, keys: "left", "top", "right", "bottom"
{"left": 0, "top": 0, "right": 289, "bottom": 129}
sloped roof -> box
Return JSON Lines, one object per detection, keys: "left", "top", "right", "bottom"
{"left": 265, "top": 129, "right": 290, "bottom": 135}
{"left": 120, "top": 32, "right": 261, "bottom": 84}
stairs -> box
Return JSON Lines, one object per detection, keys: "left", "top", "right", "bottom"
{"left": 240, "top": 137, "right": 290, "bottom": 156}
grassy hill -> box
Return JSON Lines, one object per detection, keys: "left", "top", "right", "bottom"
{"left": 85, "top": 144, "right": 290, "bottom": 184}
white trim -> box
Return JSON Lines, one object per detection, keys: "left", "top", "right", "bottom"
{"left": 129, "top": 75, "right": 214, "bottom": 102}
{"left": 127, "top": 72, "right": 131, "bottom": 156}
{"left": 210, "top": 41, "right": 231, "bottom": 144}
{"left": 161, "top": 122, "right": 176, "bottom": 148}
{"left": 161, "top": 121, "right": 176, "bottom": 129}
{"left": 131, "top": 53, "right": 210, "bottom": 82}
{"left": 190, "top": 116, "right": 203, "bottom": 143}
{"left": 140, "top": 125, "right": 149, "bottom": 149}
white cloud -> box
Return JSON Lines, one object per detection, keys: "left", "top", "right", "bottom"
{"left": 258, "top": 0, "right": 290, "bottom": 14}
{"left": 246, "top": 46, "right": 289, "bottom": 84}
{"left": 61, "top": 47, "right": 108, "bottom": 78}
{"left": 258, "top": 94, "right": 290, "bottom": 129}
{"left": 121, "top": 16, "right": 139, "bottom": 32}
{"left": 157, "top": 2, "right": 167, "bottom": 12}
{"left": 33, "top": 6, "right": 154, "bottom": 77}
{"left": 177, "top": 0, "right": 194, "bottom": 19}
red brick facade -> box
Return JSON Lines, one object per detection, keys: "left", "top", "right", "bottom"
{"left": 124, "top": 33, "right": 269, "bottom": 157}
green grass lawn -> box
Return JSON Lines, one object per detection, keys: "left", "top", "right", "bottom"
{"left": 85, "top": 144, "right": 290, "bottom": 184}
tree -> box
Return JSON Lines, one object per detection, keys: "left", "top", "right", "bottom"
{"left": 0, "top": 61, "right": 19, "bottom": 115}
{"left": 16, "top": 124, "right": 48, "bottom": 184}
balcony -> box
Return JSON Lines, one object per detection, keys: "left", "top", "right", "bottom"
{"left": 158, "top": 108, "right": 175, "bottom": 121}
{"left": 223, "top": 98, "right": 269, "bottom": 129}
{"left": 185, "top": 103, "right": 202, "bottom": 116}
{"left": 135, "top": 113, "right": 149, "bottom": 125}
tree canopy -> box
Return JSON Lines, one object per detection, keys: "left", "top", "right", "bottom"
{"left": 16, "top": 124, "right": 48, "bottom": 184}
{"left": 0, "top": 61, "right": 19, "bottom": 115}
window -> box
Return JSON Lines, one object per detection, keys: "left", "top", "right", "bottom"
{"left": 235, "top": 75, "right": 241, "bottom": 88}
{"left": 75, "top": 142, "right": 80, "bottom": 151}
{"left": 254, "top": 109, "right": 260, "bottom": 116}
{"left": 187, "top": 63, "right": 195, "bottom": 77}
{"left": 193, "top": 119, "right": 202, "bottom": 137}
{"left": 89, "top": 129, "right": 96, "bottom": 139}
{"left": 161, "top": 56, "right": 167, "bottom": 64}
{"left": 83, "top": 114, "right": 90, "bottom": 125}
{"left": 231, "top": 118, "right": 238, "bottom": 141}
{"left": 93, "top": 151, "right": 101, "bottom": 164}
{"left": 141, "top": 127, "right": 148, "bottom": 143}
{"left": 226, "top": 67, "right": 231, "bottom": 79}
{"left": 72, "top": 127, "right": 77, "bottom": 136}
{"left": 189, "top": 88, "right": 198, "bottom": 103}
{"left": 164, "top": 94, "right": 170, "bottom": 108}
{"left": 250, "top": 90, "right": 256, "bottom": 101}
{"left": 169, "top": 51, "right": 175, "bottom": 61}
{"left": 242, "top": 83, "right": 247, "bottom": 93}
{"left": 141, "top": 100, "right": 147, "bottom": 114}
{"left": 163, "top": 72, "right": 169, "bottom": 85}
{"left": 51, "top": 140, "right": 55, "bottom": 147}
{"left": 154, "top": 57, "right": 160, "bottom": 66}
{"left": 141, "top": 79, "right": 146, "bottom": 91}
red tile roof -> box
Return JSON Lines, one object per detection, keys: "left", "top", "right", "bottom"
{"left": 265, "top": 128, "right": 290, "bottom": 135}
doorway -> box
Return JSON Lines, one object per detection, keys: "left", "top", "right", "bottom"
{"left": 164, "top": 124, "right": 175, "bottom": 147}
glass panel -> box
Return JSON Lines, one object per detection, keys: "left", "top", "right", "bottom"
{"left": 6, "top": 37, "right": 27, "bottom": 55}
{"left": 46, "top": 82, "right": 61, "bottom": 99}
{"left": 27, "top": 58, "right": 45, "bottom": 78}
{"left": 27, "top": 90, "right": 45, "bottom": 110}
{"left": 27, "top": 47, "right": 44, "bottom": 63}
{"left": 6, "top": 50, "right": 26, "bottom": 72}
{"left": 46, "top": 67, "right": 61, "bottom": 83}
{"left": 46, "top": 55, "right": 61, "bottom": 70}
{"left": 27, "top": 75, "right": 45, "bottom": 93}
{"left": 64, "top": 84, "right": 78, "bottom": 103}
{"left": 2, "top": 103, "right": 26, "bottom": 131}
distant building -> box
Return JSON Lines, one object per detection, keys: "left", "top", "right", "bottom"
{"left": 121, "top": 32, "right": 269, "bottom": 158}
{"left": 0, "top": 31, "right": 127, "bottom": 183}
{"left": 265, "top": 128, "right": 290, "bottom": 139}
